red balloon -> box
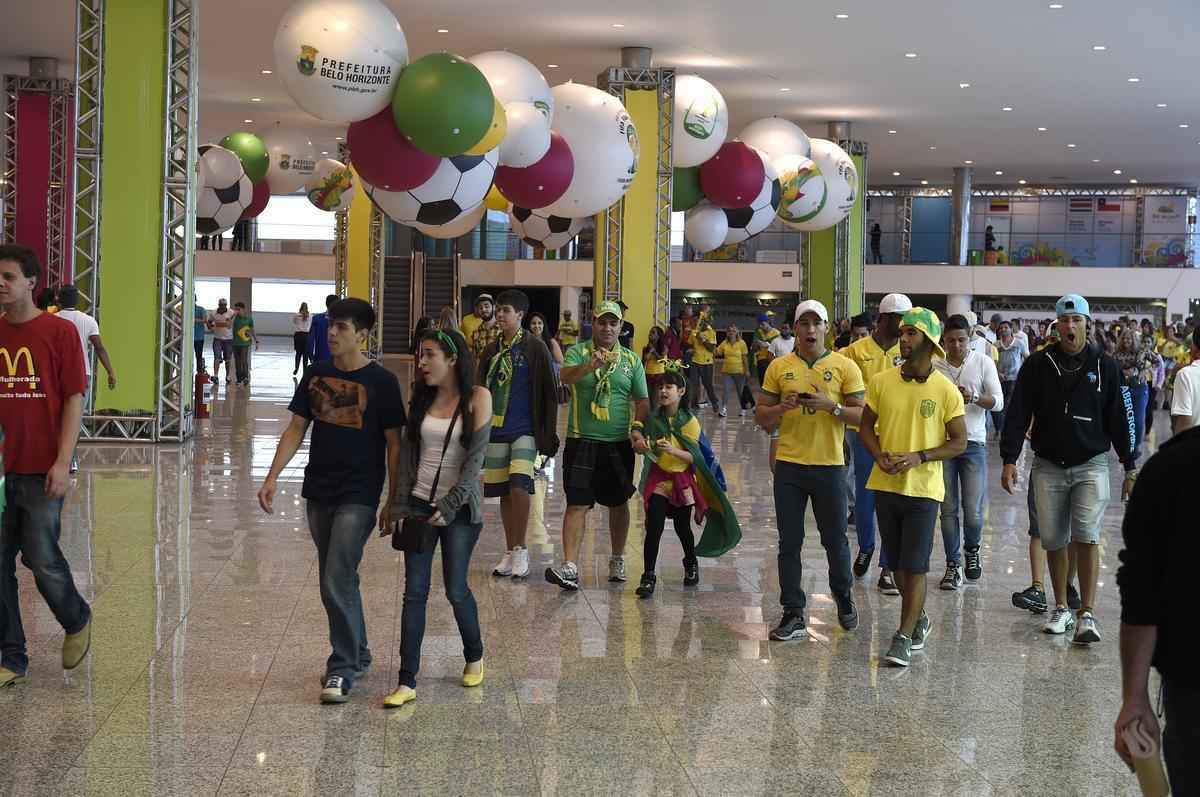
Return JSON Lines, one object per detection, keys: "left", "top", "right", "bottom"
{"left": 699, "top": 142, "right": 766, "bottom": 209}
{"left": 346, "top": 109, "right": 440, "bottom": 191}
{"left": 494, "top": 131, "right": 574, "bottom": 210}
{"left": 240, "top": 179, "right": 270, "bottom": 220}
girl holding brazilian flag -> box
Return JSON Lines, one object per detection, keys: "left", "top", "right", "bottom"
{"left": 635, "top": 361, "right": 741, "bottom": 598}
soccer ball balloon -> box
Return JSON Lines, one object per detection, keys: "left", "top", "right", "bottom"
{"left": 364, "top": 149, "right": 498, "bottom": 226}
{"left": 412, "top": 202, "right": 486, "bottom": 239}
{"left": 305, "top": 158, "right": 355, "bottom": 212}
{"left": 196, "top": 144, "right": 253, "bottom": 234}
{"left": 723, "top": 154, "right": 781, "bottom": 244}
{"left": 509, "top": 206, "right": 584, "bottom": 250}
{"left": 776, "top": 153, "right": 827, "bottom": 227}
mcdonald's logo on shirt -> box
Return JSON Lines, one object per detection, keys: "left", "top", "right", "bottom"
{"left": 0, "top": 346, "right": 37, "bottom": 388}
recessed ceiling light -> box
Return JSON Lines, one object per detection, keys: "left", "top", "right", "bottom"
{"left": 1001, "top": 106, "right": 1013, "bottom": 112}
{"left": 1092, "top": 158, "right": 1101, "bottom": 162}
{"left": 320, "top": 150, "right": 329, "bottom": 155}
{"left": 611, "top": 22, "right": 625, "bottom": 28}
{"left": 1048, "top": 2, "right": 1064, "bottom": 7}
{"left": 260, "top": 69, "right": 273, "bottom": 75}
{"left": 436, "top": 28, "right": 449, "bottom": 33}
{"left": 892, "top": 171, "right": 901, "bottom": 176}
{"left": 1037, "top": 126, "right": 1047, "bottom": 131}
{"left": 959, "top": 82, "right": 971, "bottom": 89}
{"left": 1129, "top": 178, "right": 1138, "bottom": 183}
{"left": 1091, "top": 45, "right": 1106, "bottom": 51}
{"left": 1018, "top": 179, "right": 1027, "bottom": 185}
{"left": 249, "top": 97, "right": 261, "bottom": 102}
{"left": 779, "top": 87, "right": 791, "bottom": 92}
{"left": 994, "top": 170, "right": 1004, "bottom": 175}
{"left": 1127, "top": 77, "right": 1140, "bottom": 83}
{"left": 835, "top": 13, "right": 849, "bottom": 19}
{"left": 920, "top": 180, "right": 929, "bottom": 185}
{"left": 243, "top": 119, "right": 253, "bottom": 123}
{"left": 1156, "top": 103, "right": 1168, "bottom": 108}
{"left": 964, "top": 160, "right": 974, "bottom": 164}
{"left": 929, "top": 145, "right": 937, "bottom": 150}
{"left": 887, "top": 129, "right": 897, "bottom": 134}
{"left": 1112, "top": 169, "right": 1122, "bottom": 174}
{"left": 1066, "top": 143, "right": 1077, "bottom": 148}
{"left": 1180, "top": 123, "right": 1190, "bottom": 128}
{"left": 334, "top": 136, "right": 343, "bottom": 141}
{"left": 546, "top": 64, "right": 559, "bottom": 68}
{"left": 904, "top": 52, "right": 918, "bottom": 58}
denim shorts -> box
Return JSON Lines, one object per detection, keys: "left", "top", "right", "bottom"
{"left": 1030, "top": 454, "right": 1110, "bottom": 551}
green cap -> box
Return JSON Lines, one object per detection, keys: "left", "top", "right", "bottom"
{"left": 594, "top": 300, "right": 624, "bottom": 321}
{"left": 901, "top": 307, "right": 946, "bottom": 359}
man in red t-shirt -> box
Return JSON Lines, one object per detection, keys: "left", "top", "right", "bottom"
{"left": 0, "top": 244, "right": 93, "bottom": 688}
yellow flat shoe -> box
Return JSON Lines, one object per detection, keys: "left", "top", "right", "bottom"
{"left": 383, "top": 685, "right": 416, "bottom": 708}
{"left": 462, "top": 661, "right": 484, "bottom": 688}
{"left": 0, "top": 666, "right": 29, "bottom": 688}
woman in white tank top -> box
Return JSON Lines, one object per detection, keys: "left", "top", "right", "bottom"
{"left": 384, "top": 328, "right": 492, "bottom": 709}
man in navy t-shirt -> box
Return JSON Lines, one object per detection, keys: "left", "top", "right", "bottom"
{"left": 306, "top": 293, "right": 339, "bottom": 365}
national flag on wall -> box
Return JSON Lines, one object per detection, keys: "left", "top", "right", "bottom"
{"left": 1069, "top": 198, "right": 1094, "bottom": 212}
{"left": 1097, "top": 198, "right": 1122, "bottom": 212}
{"left": 989, "top": 199, "right": 1010, "bottom": 213}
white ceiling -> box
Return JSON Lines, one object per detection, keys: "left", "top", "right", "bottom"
{"left": 4, "top": 0, "right": 1200, "bottom": 186}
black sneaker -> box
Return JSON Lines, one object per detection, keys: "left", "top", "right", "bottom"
{"left": 1067, "top": 583, "right": 1082, "bottom": 611}
{"left": 545, "top": 563, "right": 580, "bottom": 591}
{"left": 320, "top": 675, "right": 350, "bottom": 704}
{"left": 769, "top": 612, "right": 807, "bottom": 641}
{"left": 939, "top": 563, "right": 963, "bottom": 591}
{"left": 964, "top": 547, "right": 982, "bottom": 581}
{"left": 852, "top": 548, "right": 875, "bottom": 578}
{"left": 1012, "top": 585, "right": 1048, "bottom": 614}
{"left": 847, "top": 509, "right": 856, "bottom": 527}
{"left": 834, "top": 593, "right": 858, "bottom": 631}
{"left": 877, "top": 572, "right": 900, "bottom": 595}
{"left": 635, "top": 574, "right": 656, "bottom": 598}
{"left": 683, "top": 558, "right": 699, "bottom": 587}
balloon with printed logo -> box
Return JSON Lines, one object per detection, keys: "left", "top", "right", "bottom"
{"left": 219, "top": 131, "right": 270, "bottom": 184}
{"left": 672, "top": 74, "right": 728, "bottom": 168}
{"left": 464, "top": 99, "right": 507, "bottom": 156}
{"left": 494, "top": 130, "right": 573, "bottom": 210}
{"left": 775, "top": 153, "right": 826, "bottom": 227}
{"left": 261, "top": 125, "right": 317, "bottom": 195}
{"left": 540, "top": 82, "right": 638, "bottom": 218}
{"left": 498, "top": 101, "right": 551, "bottom": 168}
{"left": 391, "top": 52, "right": 494, "bottom": 157}
{"left": 672, "top": 166, "right": 704, "bottom": 212}
{"left": 786, "top": 138, "right": 857, "bottom": 231}
{"left": 484, "top": 184, "right": 510, "bottom": 212}
{"left": 684, "top": 202, "right": 729, "bottom": 252}
{"left": 240, "top": 179, "right": 271, "bottom": 220}
{"left": 699, "top": 141, "right": 764, "bottom": 209}
{"left": 305, "top": 158, "right": 356, "bottom": 211}
{"left": 273, "top": 0, "right": 408, "bottom": 123}
{"left": 346, "top": 108, "right": 439, "bottom": 191}
{"left": 738, "top": 117, "right": 812, "bottom": 167}
{"left": 412, "top": 202, "right": 486, "bottom": 239}
{"left": 468, "top": 51, "right": 554, "bottom": 122}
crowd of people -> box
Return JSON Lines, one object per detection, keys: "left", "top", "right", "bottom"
{"left": 2, "top": 240, "right": 1195, "bottom": 788}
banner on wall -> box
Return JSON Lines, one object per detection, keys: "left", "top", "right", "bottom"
{"left": 1142, "top": 196, "right": 1187, "bottom": 266}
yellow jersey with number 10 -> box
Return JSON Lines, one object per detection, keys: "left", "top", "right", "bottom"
{"left": 762, "top": 351, "right": 865, "bottom": 466}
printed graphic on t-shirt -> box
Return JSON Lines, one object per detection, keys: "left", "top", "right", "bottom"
{"left": 0, "top": 345, "right": 43, "bottom": 397}
{"left": 308, "top": 376, "right": 367, "bottom": 429}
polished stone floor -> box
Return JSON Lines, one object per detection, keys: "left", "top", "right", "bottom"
{"left": 1, "top": 340, "right": 1159, "bottom": 796}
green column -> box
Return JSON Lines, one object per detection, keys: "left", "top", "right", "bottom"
{"left": 807, "top": 145, "right": 866, "bottom": 320}
{"left": 94, "top": 0, "right": 167, "bottom": 412}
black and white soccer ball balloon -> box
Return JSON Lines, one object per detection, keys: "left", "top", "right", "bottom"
{"left": 509, "top": 206, "right": 584, "bottom": 250}
{"left": 365, "top": 149, "right": 498, "bottom": 227}
{"left": 196, "top": 144, "right": 253, "bottom": 235}
{"left": 723, "top": 153, "right": 781, "bottom": 244}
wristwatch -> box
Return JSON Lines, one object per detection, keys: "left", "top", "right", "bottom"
{"left": 832, "top": 404, "right": 843, "bottom": 417}
{"left": 918, "top": 450, "right": 929, "bottom": 463}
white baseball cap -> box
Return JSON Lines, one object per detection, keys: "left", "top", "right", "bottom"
{"left": 794, "top": 299, "right": 829, "bottom": 324}
{"left": 878, "top": 293, "right": 913, "bottom": 315}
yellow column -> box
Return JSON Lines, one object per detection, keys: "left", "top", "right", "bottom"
{"left": 345, "top": 177, "right": 372, "bottom": 300}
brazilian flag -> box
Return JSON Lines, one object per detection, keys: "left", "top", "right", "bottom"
{"left": 640, "top": 408, "right": 741, "bottom": 557}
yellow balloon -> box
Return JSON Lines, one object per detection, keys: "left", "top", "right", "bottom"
{"left": 484, "top": 184, "right": 510, "bottom": 212}
{"left": 465, "top": 99, "right": 507, "bottom": 155}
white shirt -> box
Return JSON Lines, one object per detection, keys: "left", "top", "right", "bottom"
{"left": 55, "top": 309, "right": 99, "bottom": 377}
{"left": 292, "top": 313, "right": 312, "bottom": 333}
{"left": 933, "top": 350, "right": 1003, "bottom": 444}
{"left": 1171, "top": 361, "right": 1200, "bottom": 430}
{"left": 209, "top": 308, "right": 235, "bottom": 340}
{"left": 768, "top": 335, "right": 796, "bottom": 358}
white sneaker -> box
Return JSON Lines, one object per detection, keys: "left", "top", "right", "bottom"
{"left": 608, "top": 556, "right": 627, "bottom": 583}
{"left": 718, "top": 407, "right": 728, "bottom": 418}
{"left": 739, "top": 408, "right": 748, "bottom": 417}
{"left": 510, "top": 547, "right": 529, "bottom": 578}
{"left": 1043, "top": 607, "right": 1077, "bottom": 635}
{"left": 492, "top": 551, "right": 513, "bottom": 577}
{"left": 1072, "top": 612, "right": 1101, "bottom": 645}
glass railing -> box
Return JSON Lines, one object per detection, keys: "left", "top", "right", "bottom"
{"left": 867, "top": 231, "right": 1197, "bottom": 267}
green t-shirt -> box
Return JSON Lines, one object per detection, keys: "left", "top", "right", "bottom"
{"left": 233, "top": 315, "right": 255, "bottom": 347}
{"left": 563, "top": 341, "right": 649, "bottom": 442}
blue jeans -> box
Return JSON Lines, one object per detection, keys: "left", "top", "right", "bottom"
{"left": 940, "top": 441, "right": 988, "bottom": 564}
{"left": 1128, "top": 382, "right": 1149, "bottom": 451}
{"left": 773, "top": 462, "right": 853, "bottom": 611}
{"left": 399, "top": 504, "right": 483, "bottom": 688}
{"left": 851, "top": 435, "right": 892, "bottom": 570}
{"left": 1, "top": 474, "right": 92, "bottom": 675}
{"left": 305, "top": 501, "right": 377, "bottom": 685}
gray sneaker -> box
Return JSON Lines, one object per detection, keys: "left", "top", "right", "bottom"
{"left": 884, "top": 633, "right": 912, "bottom": 667}
{"left": 1043, "top": 607, "right": 1077, "bottom": 635}
{"left": 912, "top": 612, "right": 932, "bottom": 650}
{"left": 545, "top": 562, "right": 580, "bottom": 591}
{"left": 608, "top": 556, "right": 627, "bottom": 583}
{"left": 939, "top": 564, "right": 963, "bottom": 591}
{"left": 1071, "top": 612, "right": 1101, "bottom": 646}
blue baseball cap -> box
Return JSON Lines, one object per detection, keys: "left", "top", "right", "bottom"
{"left": 1055, "top": 294, "right": 1091, "bottom": 319}
{"left": 757, "top": 313, "right": 771, "bottom": 323}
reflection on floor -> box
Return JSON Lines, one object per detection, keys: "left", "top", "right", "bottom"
{"left": 2, "top": 340, "right": 1156, "bottom": 796}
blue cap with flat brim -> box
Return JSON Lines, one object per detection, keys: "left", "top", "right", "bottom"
{"left": 1055, "top": 294, "right": 1091, "bottom": 319}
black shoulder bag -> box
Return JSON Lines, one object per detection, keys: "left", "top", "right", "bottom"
{"left": 391, "top": 405, "right": 461, "bottom": 553}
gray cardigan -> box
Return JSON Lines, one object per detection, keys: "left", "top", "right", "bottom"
{"left": 393, "top": 413, "right": 490, "bottom": 525}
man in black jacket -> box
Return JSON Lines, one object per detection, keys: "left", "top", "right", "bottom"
{"left": 478, "top": 290, "right": 560, "bottom": 579}
{"left": 1114, "top": 427, "right": 1195, "bottom": 794}
{"left": 1000, "top": 294, "right": 1137, "bottom": 646}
